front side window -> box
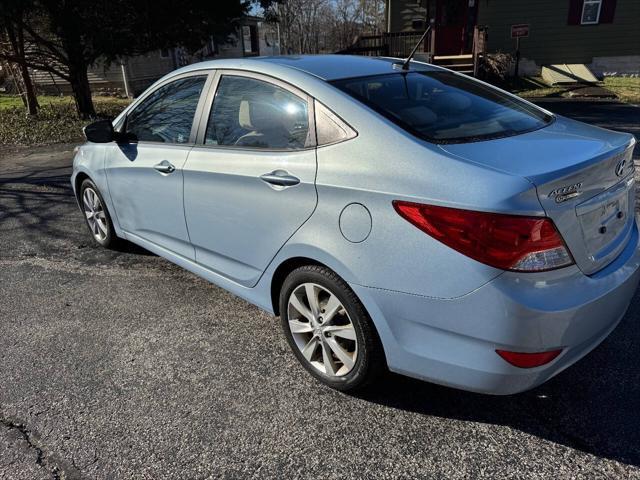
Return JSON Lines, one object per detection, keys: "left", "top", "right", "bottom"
{"left": 581, "top": 0, "right": 602, "bottom": 24}
{"left": 126, "top": 76, "right": 207, "bottom": 144}
{"left": 205, "top": 75, "right": 310, "bottom": 150}
{"left": 332, "top": 71, "right": 553, "bottom": 144}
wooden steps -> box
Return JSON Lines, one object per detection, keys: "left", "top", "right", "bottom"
{"left": 433, "top": 54, "right": 473, "bottom": 61}
{"left": 432, "top": 54, "right": 475, "bottom": 75}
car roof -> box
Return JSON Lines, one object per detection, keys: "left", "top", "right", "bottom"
{"left": 173, "top": 55, "right": 437, "bottom": 82}
{"left": 254, "top": 55, "right": 425, "bottom": 80}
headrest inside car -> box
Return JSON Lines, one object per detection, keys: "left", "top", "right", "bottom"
{"left": 432, "top": 92, "right": 472, "bottom": 112}
{"left": 239, "top": 100, "right": 282, "bottom": 131}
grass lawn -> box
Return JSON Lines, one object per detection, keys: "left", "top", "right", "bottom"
{"left": 502, "top": 77, "right": 567, "bottom": 98}
{"left": 603, "top": 77, "right": 640, "bottom": 104}
{"left": 0, "top": 94, "right": 130, "bottom": 146}
{"left": 0, "top": 94, "right": 131, "bottom": 110}
{"left": 0, "top": 94, "right": 75, "bottom": 109}
{"left": 497, "top": 76, "right": 640, "bottom": 104}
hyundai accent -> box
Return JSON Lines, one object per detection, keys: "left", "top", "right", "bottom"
{"left": 72, "top": 55, "right": 639, "bottom": 394}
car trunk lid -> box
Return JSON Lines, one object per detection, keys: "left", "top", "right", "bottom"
{"left": 438, "top": 116, "right": 636, "bottom": 275}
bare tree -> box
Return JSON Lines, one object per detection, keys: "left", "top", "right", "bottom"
{"left": 276, "top": 0, "right": 333, "bottom": 54}
{"left": 268, "top": 0, "right": 387, "bottom": 54}
{"left": 0, "top": 4, "right": 40, "bottom": 115}
{"left": 332, "top": 0, "right": 362, "bottom": 51}
{"left": 359, "top": 0, "right": 386, "bottom": 35}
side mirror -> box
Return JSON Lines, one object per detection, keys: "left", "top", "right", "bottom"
{"left": 84, "top": 119, "right": 114, "bottom": 143}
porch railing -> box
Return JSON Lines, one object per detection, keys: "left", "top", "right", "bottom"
{"left": 472, "top": 25, "right": 489, "bottom": 77}
{"left": 338, "top": 30, "right": 433, "bottom": 59}
{"left": 338, "top": 26, "right": 488, "bottom": 78}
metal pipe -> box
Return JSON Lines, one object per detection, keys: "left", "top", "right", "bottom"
{"left": 120, "top": 62, "right": 130, "bottom": 98}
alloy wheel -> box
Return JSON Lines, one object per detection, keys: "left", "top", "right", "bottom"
{"left": 82, "top": 187, "right": 108, "bottom": 242}
{"left": 287, "top": 283, "right": 358, "bottom": 377}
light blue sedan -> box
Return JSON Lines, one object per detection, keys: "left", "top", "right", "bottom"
{"left": 72, "top": 55, "right": 639, "bottom": 394}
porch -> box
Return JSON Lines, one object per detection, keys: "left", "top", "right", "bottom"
{"left": 338, "top": 25, "right": 488, "bottom": 76}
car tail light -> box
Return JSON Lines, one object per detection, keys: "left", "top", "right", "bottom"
{"left": 392, "top": 201, "right": 574, "bottom": 272}
{"left": 496, "top": 349, "right": 563, "bottom": 368}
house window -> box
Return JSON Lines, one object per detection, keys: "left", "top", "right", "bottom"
{"left": 581, "top": 0, "right": 602, "bottom": 24}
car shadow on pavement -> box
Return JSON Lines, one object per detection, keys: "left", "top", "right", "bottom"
{"left": 0, "top": 174, "right": 76, "bottom": 249}
{"left": 0, "top": 172, "right": 155, "bottom": 259}
{"left": 359, "top": 292, "right": 640, "bottom": 468}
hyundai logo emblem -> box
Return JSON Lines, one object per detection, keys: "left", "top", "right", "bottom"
{"left": 615, "top": 158, "right": 627, "bottom": 177}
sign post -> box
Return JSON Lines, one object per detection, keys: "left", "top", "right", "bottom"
{"left": 510, "top": 24, "right": 529, "bottom": 78}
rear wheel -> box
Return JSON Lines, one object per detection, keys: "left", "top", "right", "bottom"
{"left": 79, "top": 179, "right": 118, "bottom": 248}
{"left": 280, "top": 265, "right": 385, "bottom": 391}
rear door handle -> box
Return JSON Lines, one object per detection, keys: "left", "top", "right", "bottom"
{"left": 154, "top": 160, "right": 175, "bottom": 174}
{"left": 260, "top": 170, "right": 300, "bottom": 187}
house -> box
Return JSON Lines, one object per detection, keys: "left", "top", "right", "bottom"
{"left": 385, "top": 0, "right": 640, "bottom": 76}
{"left": 31, "top": 16, "right": 280, "bottom": 97}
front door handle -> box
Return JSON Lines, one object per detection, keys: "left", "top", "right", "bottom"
{"left": 260, "top": 170, "right": 300, "bottom": 188}
{"left": 154, "top": 160, "right": 175, "bottom": 174}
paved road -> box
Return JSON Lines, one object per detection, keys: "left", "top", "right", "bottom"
{"left": 1, "top": 101, "right": 640, "bottom": 479}
{"left": 533, "top": 99, "right": 640, "bottom": 158}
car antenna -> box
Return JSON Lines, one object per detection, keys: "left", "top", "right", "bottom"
{"left": 401, "top": 22, "right": 433, "bottom": 71}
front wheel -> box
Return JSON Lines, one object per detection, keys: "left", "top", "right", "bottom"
{"left": 79, "top": 178, "right": 118, "bottom": 248}
{"left": 280, "top": 265, "right": 386, "bottom": 392}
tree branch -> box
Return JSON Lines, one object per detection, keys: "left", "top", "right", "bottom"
{"left": 18, "top": 20, "right": 68, "bottom": 63}
{"left": 0, "top": 52, "right": 70, "bottom": 81}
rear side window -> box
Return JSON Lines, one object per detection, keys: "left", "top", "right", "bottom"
{"left": 205, "top": 75, "right": 310, "bottom": 150}
{"left": 315, "top": 100, "right": 357, "bottom": 146}
{"left": 126, "top": 76, "right": 207, "bottom": 144}
{"left": 332, "top": 71, "right": 553, "bottom": 143}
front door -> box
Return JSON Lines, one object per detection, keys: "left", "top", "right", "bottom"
{"left": 183, "top": 72, "right": 318, "bottom": 287}
{"left": 106, "top": 73, "right": 210, "bottom": 259}
{"left": 434, "top": 0, "right": 478, "bottom": 56}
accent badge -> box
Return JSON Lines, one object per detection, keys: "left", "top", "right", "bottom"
{"left": 549, "top": 183, "right": 582, "bottom": 203}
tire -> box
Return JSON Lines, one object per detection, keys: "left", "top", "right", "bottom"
{"left": 280, "top": 265, "right": 386, "bottom": 392}
{"left": 79, "top": 178, "right": 118, "bottom": 248}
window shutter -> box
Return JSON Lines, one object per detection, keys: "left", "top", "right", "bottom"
{"left": 567, "top": 0, "right": 584, "bottom": 25}
{"left": 600, "top": 0, "right": 617, "bottom": 23}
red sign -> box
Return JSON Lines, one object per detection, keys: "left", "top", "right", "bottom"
{"left": 511, "top": 24, "right": 530, "bottom": 38}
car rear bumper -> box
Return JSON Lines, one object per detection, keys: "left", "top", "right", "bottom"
{"left": 352, "top": 219, "right": 640, "bottom": 395}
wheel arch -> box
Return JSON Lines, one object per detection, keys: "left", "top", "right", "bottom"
{"left": 271, "top": 256, "right": 391, "bottom": 380}
{"left": 270, "top": 256, "right": 325, "bottom": 316}
{"left": 74, "top": 171, "right": 91, "bottom": 202}
{"left": 72, "top": 169, "right": 124, "bottom": 238}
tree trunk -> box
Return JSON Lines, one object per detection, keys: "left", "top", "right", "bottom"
{"left": 18, "top": 63, "right": 38, "bottom": 115}
{"left": 4, "top": 23, "right": 38, "bottom": 115}
{"left": 68, "top": 60, "right": 95, "bottom": 119}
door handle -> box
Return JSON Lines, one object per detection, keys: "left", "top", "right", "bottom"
{"left": 154, "top": 161, "right": 175, "bottom": 174}
{"left": 260, "top": 170, "right": 300, "bottom": 188}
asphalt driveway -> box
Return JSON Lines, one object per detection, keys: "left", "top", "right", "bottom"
{"left": 1, "top": 99, "right": 640, "bottom": 479}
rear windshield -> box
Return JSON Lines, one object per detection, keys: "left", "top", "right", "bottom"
{"left": 331, "top": 71, "right": 553, "bottom": 143}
